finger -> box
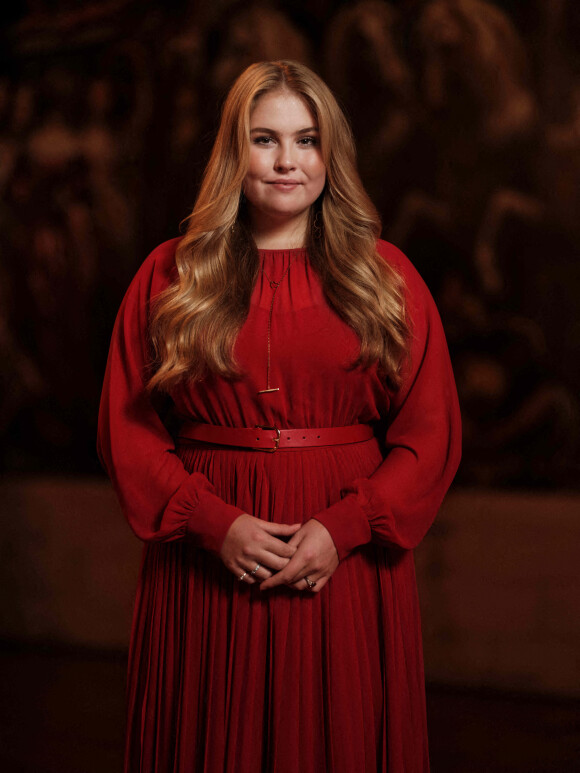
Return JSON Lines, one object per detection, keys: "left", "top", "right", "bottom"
{"left": 287, "top": 529, "right": 305, "bottom": 548}
{"left": 256, "top": 566, "right": 273, "bottom": 580}
{"left": 260, "top": 555, "right": 307, "bottom": 590}
{"left": 235, "top": 569, "right": 255, "bottom": 585}
{"left": 236, "top": 570, "right": 259, "bottom": 586}
{"left": 291, "top": 574, "right": 328, "bottom": 594}
{"left": 261, "top": 521, "right": 301, "bottom": 537}
{"left": 248, "top": 562, "right": 273, "bottom": 582}
{"left": 236, "top": 536, "right": 295, "bottom": 572}
{"left": 290, "top": 572, "right": 317, "bottom": 592}
{"left": 234, "top": 563, "right": 273, "bottom": 584}
{"left": 254, "top": 549, "right": 292, "bottom": 573}
{"left": 286, "top": 537, "right": 299, "bottom": 550}
{"left": 260, "top": 535, "right": 298, "bottom": 559}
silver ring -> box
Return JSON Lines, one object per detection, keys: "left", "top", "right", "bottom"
{"left": 304, "top": 576, "right": 317, "bottom": 589}
{"left": 238, "top": 572, "right": 248, "bottom": 582}
{"left": 250, "top": 564, "right": 261, "bottom": 576}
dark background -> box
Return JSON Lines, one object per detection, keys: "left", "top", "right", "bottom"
{"left": 1, "top": 2, "right": 579, "bottom": 772}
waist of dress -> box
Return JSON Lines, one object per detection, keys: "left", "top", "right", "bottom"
{"left": 177, "top": 421, "right": 374, "bottom": 453}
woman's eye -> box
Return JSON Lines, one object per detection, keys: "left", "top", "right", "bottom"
{"left": 253, "top": 136, "right": 274, "bottom": 145}
{"left": 298, "top": 136, "right": 318, "bottom": 146}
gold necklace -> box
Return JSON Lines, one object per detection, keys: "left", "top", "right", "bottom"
{"left": 257, "top": 257, "right": 296, "bottom": 395}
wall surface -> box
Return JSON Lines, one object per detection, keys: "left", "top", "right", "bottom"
{"left": 1, "top": 478, "right": 578, "bottom": 696}
{"left": 0, "top": 477, "right": 140, "bottom": 649}
{"left": 416, "top": 490, "right": 580, "bottom": 697}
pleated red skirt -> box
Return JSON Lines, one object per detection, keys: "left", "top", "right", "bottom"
{"left": 125, "top": 438, "right": 429, "bottom": 772}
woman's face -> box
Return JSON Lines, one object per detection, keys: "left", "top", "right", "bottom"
{"left": 243, "top": 89, "right": 326, "bottom": 237}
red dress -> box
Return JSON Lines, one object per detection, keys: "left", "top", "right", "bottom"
{"left": 97, "top": 238, "right": 461, "bottom": 773}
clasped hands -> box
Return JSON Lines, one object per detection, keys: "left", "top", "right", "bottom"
{"left": 219, "top": 513, "right": 339, "bottom": 593}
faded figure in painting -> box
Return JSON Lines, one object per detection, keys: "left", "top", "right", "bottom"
{"left": 324, "top": 0, "right": 418, "bottom": 222}
{"left": 391, "top": 0, "right": 536, "bottom": 251}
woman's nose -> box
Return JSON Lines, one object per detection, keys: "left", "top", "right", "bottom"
{"left": 274, "top": 144, "right": 296, "bottom": 171}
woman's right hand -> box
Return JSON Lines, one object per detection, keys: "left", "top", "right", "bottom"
{"left": 220, "top": 514, "right": 301, "bottom": 584}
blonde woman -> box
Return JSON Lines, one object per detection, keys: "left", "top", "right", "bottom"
{"left": 98, "top": 60, "right": 461, "bottom": 773}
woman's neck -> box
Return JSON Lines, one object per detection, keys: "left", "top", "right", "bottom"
{"left": 248, "top": 209, "right": 308, "bottom": 250}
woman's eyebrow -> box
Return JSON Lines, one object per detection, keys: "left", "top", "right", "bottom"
{"left": 250, "top": 126, "right": 320, "bottom": 135}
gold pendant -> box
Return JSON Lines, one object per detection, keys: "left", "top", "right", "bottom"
{"left": 257, "top": 387, "right": 280, "bottom": 394}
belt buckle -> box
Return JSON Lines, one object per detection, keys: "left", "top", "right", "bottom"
{"left": 254, "top": 425, "right": 281, "bottom": 452}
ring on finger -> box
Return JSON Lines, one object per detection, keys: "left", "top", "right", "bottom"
{"left": 304, "top": 576, "right": 317, "bottom": 590}
{"left": 250, "top": 563, "right": 261, "bottom": 576}
{"left": 238, "top": 572, "right": 248, "bottom": 582}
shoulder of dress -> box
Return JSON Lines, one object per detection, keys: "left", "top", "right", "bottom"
{"left": 375, "top": 237, "right": 411, "bottom": 268}
{"left": 375, "top": 239, "right": 441, "bottom": 330}
{"left": 141, "top": 237, "right": 182, "bottom": 276}
{"left": 375, "top": 238, "right": 425, "bottom": 290}
{"left": 130, "top": 237, "right": 182, "bottom": 296}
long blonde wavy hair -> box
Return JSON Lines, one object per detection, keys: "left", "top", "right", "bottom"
{"left": 148, "top": 60, "right": 410, "bottom": 392}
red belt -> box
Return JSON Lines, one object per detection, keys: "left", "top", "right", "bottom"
{"left": 177, "top": 421, "right": 374, "bottom": 453}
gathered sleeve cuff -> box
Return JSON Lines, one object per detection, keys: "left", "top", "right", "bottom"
{"left": 97, "top": 239, "right": 244, "bottom": 550}
{"left": 314, "top": 241, "right": 462, "bottom": 560}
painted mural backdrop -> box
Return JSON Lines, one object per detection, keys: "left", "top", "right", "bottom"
{"left": 1, "top": 0, "right": 579, "bottom": 487}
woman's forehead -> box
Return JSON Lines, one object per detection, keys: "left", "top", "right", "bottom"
{"left": 250, "top": 88, "right": 317, "bottom": 124}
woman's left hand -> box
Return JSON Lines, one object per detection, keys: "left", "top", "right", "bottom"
{"left": 259, "top": 519, "right": 339, "bottom": 594}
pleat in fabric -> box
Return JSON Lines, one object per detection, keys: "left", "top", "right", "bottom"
{"left": 125, "top": 439, "right": 429, "bottom": 773}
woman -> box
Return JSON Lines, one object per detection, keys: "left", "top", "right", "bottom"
{"left": 98, "top": 60, "right": 461, "bottom": 773}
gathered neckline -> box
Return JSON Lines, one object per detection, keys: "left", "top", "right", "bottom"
{"left": 258, "top": 247, "right": 308, "bottom": 258}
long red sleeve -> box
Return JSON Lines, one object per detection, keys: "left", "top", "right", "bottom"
{"left": 97, "top": 239, "right": 244, "bottom": 550}
{"left": 314, "top": 242, "right": 462, "bottom": 559}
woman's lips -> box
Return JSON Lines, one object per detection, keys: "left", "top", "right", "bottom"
{"left": 267, "top": 180, "right": 302, "bottom": 191}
